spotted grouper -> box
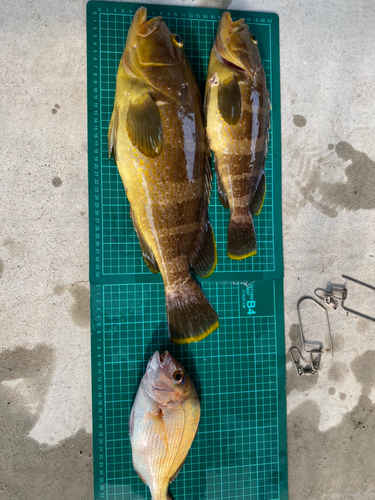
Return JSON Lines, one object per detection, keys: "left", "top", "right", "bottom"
{"left": 204, "top": 11, "right": 271, "bottom": 260}
{"left": 109, "top": 7, "right": 219, "bottom": 343}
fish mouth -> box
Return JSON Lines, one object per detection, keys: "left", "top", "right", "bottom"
{"left": 159, "top": 351, "right": 170, "bottom": 366}
{"left": 149, "top": 350, "right": 170, "bottom": 370}
{"left": 215, "top": 12, "right": 250, "bottom": 77}
{"left": 135, "top": 7, "right": 163, "bottom": 38}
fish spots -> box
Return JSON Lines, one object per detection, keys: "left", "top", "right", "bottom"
{"left": 299, "top": 142, "right": 375, "bottom": 217}
{"left": 51, "top": 104, "right": 60, "bottom": 114}
{"left": 328, "top": 387, "right": 336, "bottom": 396}
{"left": 328, "top": 143, "right": 335, "bottom": 150}
{"left": 52, "top": 177, "right": 62, "bottom": 187}
{"left": 351, "top": 350, "right": 375, "bottom": 396}
{"left": 340, "top": 392, "right": 347, "bottom": 400}
{"left": 0, "top": 258, "right": 3, "bottom": 279}
{"left": 293, "top": 114, "right": 307, "bottom": 127}
{"left": 68, "top": 283, "right": 90, "bottom": 328}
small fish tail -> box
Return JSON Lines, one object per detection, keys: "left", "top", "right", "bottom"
{"left": 227, "top": 211, "right": 257, "bottom": 260}
{"left": 166, "top": 275, "right": 219, "bottom": 344}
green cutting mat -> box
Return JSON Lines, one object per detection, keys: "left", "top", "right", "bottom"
{"left": 87, "top": 2, "right": 287, "bottom": 500}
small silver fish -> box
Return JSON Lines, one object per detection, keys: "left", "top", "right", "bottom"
{"left": 129, "top": 351, "right": 200, "bottom": 500}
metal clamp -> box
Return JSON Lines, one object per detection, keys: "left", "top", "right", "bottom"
{"left": 314, "top": 276, "right": 375, "bottom": 322}
{"left": 314, "top": 285, "right": 347, "bottom": 310}
{"left": 297, "top": 295, "right": 333, "bottom": 357}
{"left": 341, "top": 275, "right": 375, "bottom": 322}
{"left": 289, "top": 347, "right": 321, "bottom": 376}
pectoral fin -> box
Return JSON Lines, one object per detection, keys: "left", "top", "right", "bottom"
{"left": 108, "top": 106, "right": 119, "bottom": 162}
{"left": 126, "top": 92, "right": 163, "bottom": 158}
{"left": 203, "top": 82, "right": 211, "bottom": 127}
{"left": 130, "top": 209, "right": 160, "bottom": 274}
{"left": 214, "top": 156, "right": 229, "bottom": 209}
{"left": 251, "top": 172, "right": 266, "bottom": 216}
{"left": 218, "top": 75, "right": 241, "bottom": 125}
{"left": 190, "top": 212, "right": 217, "bottom": 278}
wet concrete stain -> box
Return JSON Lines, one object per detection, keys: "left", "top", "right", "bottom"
{"left": 288, "top": 323, "right": 301, "bottom": 348}
{"left": 288, "top": 395, "right": 375, "bottom": 498}
{"left": 0, "top": 345, "right": 92, "bottom": 500}
{"left": 53, "top": 284, "right": 65, "bottom": 296}
{"left": 299, "top": 141, "right": 375, "bottom": 217}
{"left": 328, "top": 387, "right": 336, "bottom": 395}
{"left": 51, "top": 104, "right": 60, "bottom": 114}
{"left": 328, "top": 143, "right": 335, "bottom": 150}
{"left": 0, "top": 345, "right": 91, "bottom": 496}
{"left": 328, "top": 360, "right": 347, "bottom": 383}
{"left": 340, "top": 392, "right": 347, "bottom": 400}
{"left": 3, "top": 238, "right": 27, "bottom": 258}
{"left": 293, "top": 114, "right": 307, "bottom": 127}
{"left": 357, "top": 318, "right": 370, "bottom": 333}
{"left": 68, "top": 283, "right": 90, "bottom": 328}
{"left": 52, "top": 177, "right": 62, "bottom": 187}
{"left": 0, "top": 258, "right": 4, "bottom": 279}
{"left": 351, "top": 350, "right": 375, "bottom": 397}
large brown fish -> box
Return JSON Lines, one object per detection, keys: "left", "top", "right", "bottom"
{"left": 204, "top": 12, "right": 271, "bottom": 259}
{"left": 129, "top": 351, "right": 200, "bottom": 500}
{"left": 109, "top": 7, "right": 218, "bottom": 344}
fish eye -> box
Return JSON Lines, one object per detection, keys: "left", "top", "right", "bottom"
{"left": 250, "top": 33, "right": 258, "bottom": 45}
{"left": 171, "top": 34, "right": 183, "bottom": 48}
{"left": 172, "top": 370, "right": 185, "bottom": 384}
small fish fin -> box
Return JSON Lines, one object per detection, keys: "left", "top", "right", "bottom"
{"left": 203, "top": 141, "right": 213, "bottom": 205}
{"left": 214, "top": 156, "right": 229, "bottom": 209}
{"left": 108, "top": 106, "right": 119, "bottom": 161}
{"left": 169, "top": 459, "right": 186, "bottom": 483}
{"left": 218, "top": 75, "right": 242, "bottom": 125}
{"left": 129, "top": 406, "right": 135, "bottom": 438}
{"left": 203, "top": 81, "right": 211, "bottom": 127}
{"left": 126, "top": 92, "right": 163, "bottom": 158}
{"left": 190, "top": 213, "right": 217, "bottom": 278}
{"left": 251, "top": 172, "right": 266, "bottom": 216}
{"left": 227, "top": 212, "right": 257, "bottom": 260}
{"left": 166, "top": 275, "right": 219, "bottom": 344}
{"left": 130, "top": 209, "right": 160, "bottom": 274}
{"left": 133, "top": 466, "right": 147, "bottom": 485}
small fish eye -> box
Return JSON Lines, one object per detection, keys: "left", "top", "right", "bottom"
{"left": 171, "top": 34, "right": 183, "bottom": 48}
{"left": 173, "top": 370, "right": 184, "bottom": 384}
{"left": 250, "top": 33, "right": 258, "bottom": 45}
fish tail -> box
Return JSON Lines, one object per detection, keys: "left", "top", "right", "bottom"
{"left": 166, "top": 275, "right": 219, "bottom": 345}
{"left": 227, "top": 211, "right": 257, "bottom": 260}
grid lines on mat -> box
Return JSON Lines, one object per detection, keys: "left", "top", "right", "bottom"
{"left": 97, "top": 10, "right": 275, "bottom": 278}
{"left": 101, "top": 281, "right": 280, "bottom": 500}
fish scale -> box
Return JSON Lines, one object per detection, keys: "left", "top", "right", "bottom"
{"left": 87, "top": 2, "right": 287, "bottom": 500}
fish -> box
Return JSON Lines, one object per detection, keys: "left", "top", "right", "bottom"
{"left": 204, "top": 12, "right": 271, "bottom": 260}
{"left": 129, "top": 351, "right": 200, "bottom": 500}
{"left": 108, "top": 7, "right": 219, "bottom": 344}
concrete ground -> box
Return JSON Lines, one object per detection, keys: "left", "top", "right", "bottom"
{"left": 1, "top": 0, "right": 374, "bottom": 498}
